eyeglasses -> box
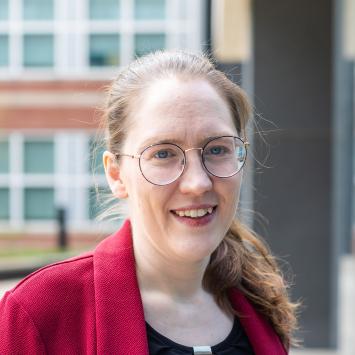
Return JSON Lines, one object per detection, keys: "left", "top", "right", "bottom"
{"left": 115, "top": 135, "right": 249, "bottom": 186}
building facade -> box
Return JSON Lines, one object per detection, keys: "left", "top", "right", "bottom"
{"left": 0, "top": 0, "right": 206, "bottom": 244}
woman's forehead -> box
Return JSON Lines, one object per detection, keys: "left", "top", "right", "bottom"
{"left": 134, "top": 77, "right": 229, "bottom": 117}
{"left": 125, "top": 78, "right": 237, "bottom": 147}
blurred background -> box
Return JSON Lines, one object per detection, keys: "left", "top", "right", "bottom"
{"left": 0, "top": 0, "right": 354, "bottom": 354}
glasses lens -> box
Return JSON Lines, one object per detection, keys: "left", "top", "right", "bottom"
{"left": 202, "top": 136, "right": 246, "bottom": 177}
{"left": 139, "top": 144, "right": 185, "bottom": 185}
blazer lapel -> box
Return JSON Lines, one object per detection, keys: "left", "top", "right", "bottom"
{"left": 93, "top": 220, "right": 149, "bottom": 355}
{"left": 229, "top": 288, "right": 287, "bottom": 355}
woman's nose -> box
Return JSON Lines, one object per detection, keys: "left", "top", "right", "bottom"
{"left": 178, "top": 151, "right": 212, "bottom": 195}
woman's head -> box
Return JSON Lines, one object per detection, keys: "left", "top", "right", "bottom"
{"left": 104, "top": 50, "right": 251, "bottom": 156}
{"left": 103, "top": 51, "right": 251, "bottom": 263}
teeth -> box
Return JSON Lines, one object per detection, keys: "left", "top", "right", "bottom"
{"left": 174, "top": 207, "right": 214, "bottom": 218}
{"left": 197, "top": 209, "right": 205, "bottom": 217}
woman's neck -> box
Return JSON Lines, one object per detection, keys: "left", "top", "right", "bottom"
{"left": 133, "top": 236, "right": 210, "bottom": 301}
{"left": 131, "top": 228, "right": 236, "bottom": 343}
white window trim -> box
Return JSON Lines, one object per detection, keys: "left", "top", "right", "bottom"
{"left": 0, "top": 130, "right": 112, "bottom": 234}
{"left": 0, "top": 0, "right": 205, "bottom": 80}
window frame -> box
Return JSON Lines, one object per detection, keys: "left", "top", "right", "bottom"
{"left": 0, "top": 0, "right": 205, "bottom": 80}
{"left": 0, "top": 131, "right": 111, "bottom": 233}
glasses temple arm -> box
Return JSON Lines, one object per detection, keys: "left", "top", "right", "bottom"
{"left": 115, "top": 153, "right": 141, "bottom": 159}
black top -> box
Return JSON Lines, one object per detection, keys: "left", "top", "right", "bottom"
{"left": 146, "top": 317, "right": 255, "bottom": 355}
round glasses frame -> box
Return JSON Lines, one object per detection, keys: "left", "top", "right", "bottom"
{"left": 115, "top": 135, "right": 249, "bottom": 186}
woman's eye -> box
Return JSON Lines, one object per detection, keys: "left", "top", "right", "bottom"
{"left": 208, "top": 146, "right": 225, "bottom": 155}
{"left": 154, "top": 150, "right": 172, "bottom": 159}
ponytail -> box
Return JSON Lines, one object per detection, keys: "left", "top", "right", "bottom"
{"left": 203, "top": 219, "right": 299, "bottom": 348}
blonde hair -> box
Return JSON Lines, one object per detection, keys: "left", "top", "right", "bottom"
{"left": 99, "top": 50, "right": 299, "bottom": 348}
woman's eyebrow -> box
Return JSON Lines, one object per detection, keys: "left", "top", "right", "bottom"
{"left": 139, "top": 134, "right": 235, "bottom": 150}
{"left": 138, "top": 137, "right": 184, "bottom": 150}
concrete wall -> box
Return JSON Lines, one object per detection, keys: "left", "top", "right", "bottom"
{"left": 253, "top": 0, "right": 336, "bottom": 348}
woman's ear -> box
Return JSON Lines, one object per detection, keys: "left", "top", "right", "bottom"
{"left": 103, "top": 151, "right": 128, "bottom": 199}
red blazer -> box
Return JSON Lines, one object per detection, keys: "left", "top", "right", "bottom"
{"left": 0, "top": 220, "right": 287, "bottom": 354}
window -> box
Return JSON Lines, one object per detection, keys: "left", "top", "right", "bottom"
{"left": 89, "top": 186, "right": 118, "bottom": 220}
{"left": 135, "top": 0, "right": 165, "bottom": 20}
{"left": 0, "top": 138, "right": 10, "bottom": 222}
{"left": 0, "top": 35, "right": 9, "bottom": 67}
{"left": 135, "top": 33, "right": 165, "bottom": 57}
{"left": 88, "top": 136, "right": 108, "bottom": 220}
{"left": 89, "top": 138, "right": 105, "bottom": 175}
{"left": 23, "top": 0, "right": 53, "bottom": 20}
{"left": 0, "top": 140, "right": 9, "bottom": 173}
{"left": 23, "top": 34, "right": 54, "bottom": 67}
{"left": 89, "top": 186, "right": 101, "bottom": 220}
{"left": 24, "top": 188, "right": 55, "bottom": 220}
{"left": 0, "top": 0, "right": 204, "bottom": 78}
{"left": 0, "top": 188, "right": 9, "bottom": 220}
{"left": 24, "top": 140, "right": 54, "bottom": 173}
{"left": 0, "top": 0, "right": 8, "bottom": 21}
{"left": 0, "top": 133, "right": 118, "bottom": 228}
{"left": 89, "top": 0, "right": 120, "bottom": 20}
{"left": 89, "top": 34, "right": 120, "bottom": 67}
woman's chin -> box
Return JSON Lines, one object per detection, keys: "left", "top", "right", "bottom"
{"left": 171, "top": 240, "right": 219, "bottom": 264}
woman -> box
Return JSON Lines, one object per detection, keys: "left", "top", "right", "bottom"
{"left": 0, "top": 51, "right": 298, "bottom": 354}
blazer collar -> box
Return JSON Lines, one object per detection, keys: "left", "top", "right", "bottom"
{"left": 94, "top": 219, "right": 148, "bottom": 354}
{"left": 93, "top": 219, "right": 287, "bottom": 355}
{"left": 229, "top": 289, "right": 287, "bottom": 354}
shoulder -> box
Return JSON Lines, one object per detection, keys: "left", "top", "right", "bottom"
{"left": 6, "top": 252, "right": 95, "bottom": 321}
{"left": 0, "top": 252, "right": 98, "bottom": 352}
{"left": 12, "top": 251, "right": 94, "bottom": 294}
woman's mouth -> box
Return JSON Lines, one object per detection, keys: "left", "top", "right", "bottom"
{"left": 170, "top": 206, "right": 217, "bottom": 227}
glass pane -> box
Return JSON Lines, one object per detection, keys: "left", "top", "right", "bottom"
{"left": 89, "top": 186, "right": 117, "bottom": 220}
{"left": 89, "top": 186, "right": 100, "bottom": 220}
{"left": 135, "top": 0, "right": 165, "bottom": 19}
{"left": 0, "top": 35, "right": 8, "bottom": 66}
{"left": 0, "top": 140, "right": 9, "bottom": 173}
{"left": 24, "top": 141, "right": 54, "bottom": 173}
{"left": 23, "top": 0, "right": 53, "bottom": 20}
{"left": 89, "top": 138, "right": 105, "bottom": 174}
{"left": 89, "top": 0, "right": 120, "bottom": 20}
{"left": 135, "top": 33, "right": 165, "bottom": 57}
{"left": 0, "top": 188, "right": 9, "bottom": 219}
{"left": 89, "top": 34, "right": 120, "bottom": 67}
{"left": 0, "top": 0, "right": 8, "bottom": 20}
{"left": 24, "top": 188, "right": 55, "bottom": 220}
{"left": 23, "top": 34, "right": 54, "bottom": 67}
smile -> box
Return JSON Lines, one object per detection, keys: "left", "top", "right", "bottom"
{"left": 172, "top": 207, "right": 214, "bottom": 218}
{"left": 170, "top": 205, "right": 217, "bottom": 227}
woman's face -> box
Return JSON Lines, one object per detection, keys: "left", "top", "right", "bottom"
{"left": 117, "top": 78, "right": 243, "bottom": 264}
